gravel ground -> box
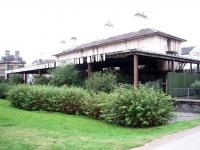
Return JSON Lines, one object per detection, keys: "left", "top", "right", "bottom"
{"left": 172, "top": 112, "right": 200, "bottom": 123}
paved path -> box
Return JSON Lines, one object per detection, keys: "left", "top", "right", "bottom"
{"left": 131, "top": 126, "right": 200, "bottom": 150}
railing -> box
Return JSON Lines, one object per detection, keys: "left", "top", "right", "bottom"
{"left": 170, "top": 88, "right": 200, "bottom": 100}
{"left": 5, "top": 62, "right": 57, "bottom": 74}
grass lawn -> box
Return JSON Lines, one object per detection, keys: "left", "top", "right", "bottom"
{"left": 0, "top": 100, "right": 200, "bottom": 150}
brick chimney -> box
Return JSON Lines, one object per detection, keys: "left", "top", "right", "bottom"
{"left": 15, "top": 51, "right": 20, "bottom": 56}
{"left": 5, "top": 50, "right": 10, "bottom": 56}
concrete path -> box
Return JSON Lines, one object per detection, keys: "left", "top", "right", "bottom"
{"left": 131, "top": 126, "right": 200, "bottom": 150}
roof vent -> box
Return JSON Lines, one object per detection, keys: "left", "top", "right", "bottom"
{"left": 71, "top": 36, "right": 77, "bottom": 48}
{"left": 104, "top": 20, "right": 114, "bottom": 38}
{"left": 134, "top": 12, "right": 148, "bottom": 31}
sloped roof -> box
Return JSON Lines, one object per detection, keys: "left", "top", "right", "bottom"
{"left": 0, "top": 55, "right": 24, "bottom": 63}
{"left": 32, "top": 59, "right": 56, "bottom": 65}
{"left": 181, "top": 46, "right": 195, "bottom": 55}
{"left": 54, "top": 28, "right": 187, "bottom": 56}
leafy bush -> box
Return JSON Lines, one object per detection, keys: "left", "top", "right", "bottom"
{"left": 9, "top": 74, "right": 24, "bottom": 84}
{"left": 144, "top": 79, "right": 163, "bottom": 90}
{"left": 82, "top": 92, "right": 108, "bottom": 119}
{"left": 8, "top": 85, "right": 89, "bottom": 114}
{"left": 49, "top": 64, "right": 82, "bottom": 86}
{"left": 33, "top": 75, "right": 50, "bottom": 85}
{"left": 191, "top": 80, "right": 200, "bottom": 88}
{"left": 84, "top": 71, "right": 117, "bottom": 93}
{"left": 8, "top": 83, "right": 174, "bottom": 128}
{"left": 0, "top": 77, "right": 7, "bottom": 83}
{"left": 0, "top": 83, "right": 12, "bottom": 99}
{"left": 100, "top": 85, "right": 174, "bottom": 127}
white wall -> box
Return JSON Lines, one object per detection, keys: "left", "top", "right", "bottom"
{"left": 57, "top": 35, "right": 182, "bottom": 64}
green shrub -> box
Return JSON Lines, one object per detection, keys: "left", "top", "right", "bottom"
{"left": 0, "top": 78, "right": 7, "bottom": 83}
{"left": 84, "top": 71, "right": 117, "bottom": 93}
{"left": 100, "top": 85, "right": 174, "bottom": 127}
{"left": 0, "top": 83, "right": 12, "bottom": 99}
{"left": 33, "top": 75, "right": 50, "bottom": 85}
{"left": 8, "top": 85, "right": 89, "bottom": 114}
{"left": 8, "top": 83, "right": 174, "bottom": 128}
{"left": 191, "top": 80, "right": 200, "bottom": 88}
{"left": 9, "top": 74, "right": 24, "bottom": 84}
{"left": 144, "top": 79, "right": 163, "bottom": 90}
{"left": 82, "top": 92, "right": 108, "bottom": 119}
{"left": 49, "top": 64, "right": 82, "bottom": 86}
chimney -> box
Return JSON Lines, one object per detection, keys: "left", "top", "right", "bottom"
{"left": 15, "top": 51, "right": 20, "bottom": 56}
{"left": 5, "top": 50, "right": 10, "bottom": 56}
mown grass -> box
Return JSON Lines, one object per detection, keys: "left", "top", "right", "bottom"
{"left": 0, "top": 99, "right": 200, "bottom": 150}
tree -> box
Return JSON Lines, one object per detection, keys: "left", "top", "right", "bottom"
{"left": 84, "top": 71, "right": 117, "bottom": 93}
{"left": 9, "top": 74, "right": 24, "bottom": 84}
{"left": 49, "top": 64, "right": 82, "bottom": 86}
{"left": 33, "top": 75, "right": 50, "bottom": 85}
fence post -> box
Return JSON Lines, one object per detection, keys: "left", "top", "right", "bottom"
{"left": 170, "top": 88, "right": 171, "bottom": 96}
{"left": 187, "top": 88, "right": 190, "bottom": 99}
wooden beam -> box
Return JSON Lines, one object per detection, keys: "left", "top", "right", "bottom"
{"left": 133, "top": 54, "right": 138, "bottom": 87}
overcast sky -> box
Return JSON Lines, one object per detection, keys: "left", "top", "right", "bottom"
{"left": 0, "top": 0, "right": 199, "bottom": 64}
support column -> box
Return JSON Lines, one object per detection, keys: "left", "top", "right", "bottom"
{"left": 24, "top": 73, "right": 27, "bottom": 84}
{"left": 197, "top": 64, "right": 199, "bottom": 72}
{"left": 172, "top": 60, "right": 174, "bottom": 72}
{"left": 39, "top": 70, "right": 42, "bottom": 77}
{"left": 168, "top": 61, "right": 170, "bottom": 70}
{"left": 190, "top": 63, "right": 192, "bottom": 73}
{"left": 133, "top": 54, "right": 138, "bottom": 87}
{"left": 88, "top": 63, "right": 92, "bottom": 77}
{"left": 6, "top": 74, "right": 9, "bottom": 80}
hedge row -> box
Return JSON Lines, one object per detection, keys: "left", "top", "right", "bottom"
{"left": 8, "top": 84, "right": 173, "bottom": 127}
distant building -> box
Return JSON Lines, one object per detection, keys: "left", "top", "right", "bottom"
{"left": 25, "top": 59, "right": 56, "bottom": 84}
{"left": 0, "top": 50, "right": 25, "bottom": 79}
{"left": 181, "top": 46, "right": 200, "bottom": 69}
{"left": 181, "top": 46, "right": 200, "bottom": 59}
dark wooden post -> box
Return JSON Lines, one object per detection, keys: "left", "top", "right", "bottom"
{"left": 39, "top": 70, "right": 42, "bottom": 77}
{"left": 168, "top": 61, "right": 170, "bottom": 70}
{"left": 197, "top": 64, "right": 199, "bottom": 72}
{"left": 172, "top": 60, "right": 174, "bottom": 72}
{"left": 133, "top": 54, "right": 138, "bottom": 87}
{"left": 190, "top": 63, "right": 192, "bottom": 73}
{"left": 6, "top": 74, "right": 9, "bottom": 81}
{"left": 24, "top": 73, "right": 27, "bottom": 83}
{"left": 88, "top": 63, "right": 92, "bottom": 77}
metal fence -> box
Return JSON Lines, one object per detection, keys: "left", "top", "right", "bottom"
{"left": 170, "top": 88, "right": 200, "bottom": 100}
{"left": 167, "top": 72, "right": 200, "bottom": 94}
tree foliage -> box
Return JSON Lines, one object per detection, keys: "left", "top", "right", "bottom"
{"left": 49, "top": 65, "right": 82, "bottom": 86}
{"left": 9, "top": 74, "right": 24, "bottom": 84}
